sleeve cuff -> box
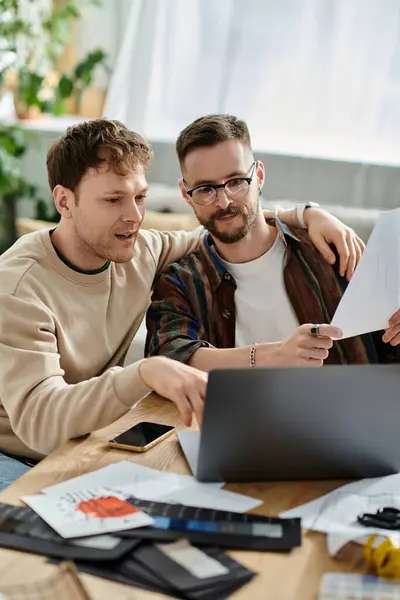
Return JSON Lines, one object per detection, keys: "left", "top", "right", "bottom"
{"left": 295, "top": 203, "right": 307, "bottom": 228}
{"left": 113, "top": 360, "right": 152, "bottom": 407}
{"left": 157, "top": 340, "right": 214, "bottom": 364}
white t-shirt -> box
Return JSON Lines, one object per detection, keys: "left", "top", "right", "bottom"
{"left": 219, "top": 236, "right": 299, "bottom": 347}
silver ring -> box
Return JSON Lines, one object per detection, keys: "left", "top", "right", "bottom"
{"left": 310, "top": 325, "right": 320, "bottom": 337}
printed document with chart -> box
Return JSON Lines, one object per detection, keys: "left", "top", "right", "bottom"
{"left": 331, "top": 208, "right": 400, "bottom": 339}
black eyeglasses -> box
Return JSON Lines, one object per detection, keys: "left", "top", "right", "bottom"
{"left": 183, "top": 162, "right": 256, "bottom": 206}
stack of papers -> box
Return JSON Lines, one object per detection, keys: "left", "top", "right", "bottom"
{"left": 280, "top": 473, "right": 400, "bottom": 556}
{"left": 21, "top": 460, "right": 262, "bottom": 539}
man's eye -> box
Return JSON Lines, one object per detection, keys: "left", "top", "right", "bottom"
{"left": 227, "top": 178, "right": 243, "bottom": 189}
{"left": 195, "top": 186, "right": 214, "bottom": 196}
{"left": 136, "top": 195, "right": 147, "bottom": 202}
{"left": 106, "top": 197, "right": 120, "bottom": 203}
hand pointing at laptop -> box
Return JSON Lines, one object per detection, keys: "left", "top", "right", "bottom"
{"left": 139, "top": 356, "right": 208, "bottom": 426}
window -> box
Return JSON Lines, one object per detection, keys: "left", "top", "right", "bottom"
{"left": 105, "top": 0, "right": 400, "bottom": 160}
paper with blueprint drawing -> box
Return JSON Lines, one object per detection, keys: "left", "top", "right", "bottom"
{"left": 280, "top": 473, "right": 400, "bottom": 556}
{"left": 331, "top": 208, "right": 400, "bottom": 339}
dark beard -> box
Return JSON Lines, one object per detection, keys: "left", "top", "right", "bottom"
{"left": 197, "top": 202, "right": 259, "bottom": 244}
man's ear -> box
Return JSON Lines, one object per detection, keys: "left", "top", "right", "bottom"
{"left": 53, "top": 185, "right": 74, "bottom": 219}
{"left": 178, "top": 179, "right": 192, "bottom": 208}
{"left": 256, "top": 160, "right": 266, "bottom": 192}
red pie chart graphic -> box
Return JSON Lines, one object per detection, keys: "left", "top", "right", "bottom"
{"left": 76, "top": 496, "right": 139, "bottom": 519}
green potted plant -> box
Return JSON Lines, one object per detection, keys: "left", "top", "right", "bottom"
{"left": 0, "top": 125, "right": 41, "bottom": 252}
{"left": 50, "top": 48, "right": 107, "bottom": 116}
{"left": 0, "top": 0, "right": 108, "bottom": 118}
{"left": 0, "top": 0, "right": 108, "bottom": 250}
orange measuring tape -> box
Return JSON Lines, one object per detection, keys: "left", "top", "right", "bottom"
{"left": 364, "top": 535, "right": 400, "bottom": 578}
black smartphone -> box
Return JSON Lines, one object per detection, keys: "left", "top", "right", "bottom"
{"left": 108, "top": 422, "right": 175, "bottom": 453}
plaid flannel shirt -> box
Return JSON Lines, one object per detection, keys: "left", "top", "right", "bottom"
{"left": 145, "top": 219, "right": 397, "bottom": 366}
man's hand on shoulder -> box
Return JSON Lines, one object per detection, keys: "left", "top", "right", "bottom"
{"left": 304, "top": 208, "right": 365, "bottom": 281}
{"left": 139, "top": 356, "right": 208, "bottom": 426}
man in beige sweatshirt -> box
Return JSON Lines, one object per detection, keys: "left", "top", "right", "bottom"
{"left": 0, "top": 118, "right": 364, "bottom": 490}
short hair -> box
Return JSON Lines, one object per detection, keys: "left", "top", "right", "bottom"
{"left": 46, "top": 118, "right": 153, "bottom": 192}
{"left": 176, "top": 114, "right": 252, "bottom": 165}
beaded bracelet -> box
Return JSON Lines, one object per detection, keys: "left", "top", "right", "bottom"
{"left": 250, "top": 344, "right": 256, "bottom": 368}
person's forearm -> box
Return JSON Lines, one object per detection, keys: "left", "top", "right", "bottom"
{"left": 264, "top": 206, "right": 301, "bottom": 228}
{"left": 277, "top": 206, "right": 302, "bottom": 227}
{"left": 0, "top": 294, "right": 153, "bottom": 457}
{"left": 4, "top": 360, "right": 151, "bottom": 456}
{"left": 188, "top": 343, "right": 281, "bottom": 372}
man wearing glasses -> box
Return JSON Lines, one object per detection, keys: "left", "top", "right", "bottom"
{"left": 145, "top": 114, "right": 399, "bottom": 370}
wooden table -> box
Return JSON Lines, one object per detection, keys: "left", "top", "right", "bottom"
{"left": 0, "top": 394, "right": 368, "bottom": 600}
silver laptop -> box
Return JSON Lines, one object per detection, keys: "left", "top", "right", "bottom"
{"left": 196, "top": 365, "right": 400, "bottom": 482}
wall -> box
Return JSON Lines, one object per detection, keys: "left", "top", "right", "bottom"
{"left": 18, "top": 118, "right": 400, "bottom": 220}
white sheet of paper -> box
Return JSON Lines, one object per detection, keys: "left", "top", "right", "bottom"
{"left": 280, "top": 472, "right": 400, "bottom": 555}
{"left": 22, "top": 487, "right": 153, "bottom": 539}
{"left": 159, "top": 483, "right": 262, "bottom": 513}
{"left": 331, "top": 208, "right": 400, "bottom": 339}
{"left": 327, "top": 530, "right": 371, "bottom": 557}
{"left": 43, "top": 461, "right": 199, "bottom": 499}
{"left": 42, "top": 460, "right": 261, "bottom": 514}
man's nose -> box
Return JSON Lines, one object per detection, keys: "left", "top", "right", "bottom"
{"left": 123, "top": 200, "right": 143, "bottom": 224}
{"left": 214, "top": 187, "right": 232, "bottom": 210}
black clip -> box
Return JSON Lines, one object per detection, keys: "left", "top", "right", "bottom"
{"left": 357, "top": 507, "right": 400, "bottom": 530}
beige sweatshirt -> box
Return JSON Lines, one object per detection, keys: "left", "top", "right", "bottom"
{"left": 0, "top": 227, "right": 201, "bottom": 459}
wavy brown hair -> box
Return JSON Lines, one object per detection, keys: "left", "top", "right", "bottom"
{"left": 46, "top": 118, "right": 153, "bottom": 192}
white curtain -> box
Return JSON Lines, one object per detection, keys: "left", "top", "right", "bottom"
{"left": 104, "top": 0, "right": 400, "bottom": 158}
{"left": 103, "top": 0, "right": 162, "bottom": 131}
